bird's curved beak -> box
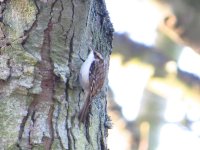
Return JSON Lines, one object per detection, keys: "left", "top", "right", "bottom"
{"left": 89, "top": 46, "right": 94, "bottom": 52}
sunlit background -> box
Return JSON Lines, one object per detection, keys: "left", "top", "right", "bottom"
{"left": 105, "top": 0, "right": 200, "bottom": 150}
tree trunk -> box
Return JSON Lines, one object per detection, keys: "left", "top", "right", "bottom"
{"left": 0, "top": 0, "right": 113, "bottom": 149}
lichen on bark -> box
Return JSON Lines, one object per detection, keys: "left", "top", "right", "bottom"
{"left": 0, "top": 0, "right": 113, "bottom": 149}
{"left": 3, "top": 0, "right": 37, "bottom": 38}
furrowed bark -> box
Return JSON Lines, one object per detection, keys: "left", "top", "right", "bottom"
{"left": 0, "top": 0, "right": 113, "bottom": 149}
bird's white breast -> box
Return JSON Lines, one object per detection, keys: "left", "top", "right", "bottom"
{"left": 79, "top": 51, "right": 94, "bottom": 91}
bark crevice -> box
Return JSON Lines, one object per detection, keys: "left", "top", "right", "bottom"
{"left": 1, "top": 0, "right": 113, "bottom": 149}
{"left": 18, "top": 2, "right": 56, "bottom": 148}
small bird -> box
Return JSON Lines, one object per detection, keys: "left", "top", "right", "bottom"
{"left": 79, "top": 47, "right": 106, "bottom": 123}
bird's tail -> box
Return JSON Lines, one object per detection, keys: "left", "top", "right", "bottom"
{"left": 79, "top": 94, "right": 91, "bottom": 123}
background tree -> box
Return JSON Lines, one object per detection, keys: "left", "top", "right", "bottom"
{"left": 0, "top": 0, "right": 113, "bottom": 149}
{"left": 107, "top": 1, "right": 200, "bottom": 149}
{"left": 153, "top": 0, "right": 200, "bottom": 53}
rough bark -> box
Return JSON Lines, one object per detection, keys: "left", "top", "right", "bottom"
{"left": 0, "top": 0, "right": 113, "bottom": 149}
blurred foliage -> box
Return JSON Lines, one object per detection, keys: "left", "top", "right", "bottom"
{"left": 155, "top": 31, "right": 183, "bottom": 60}
{"left": 152, "top": 0, "right": 200, "bottom": 54}
{"left": 113, "top": 33, "right": 169, "bottom": 77}
{"left": 109, "top": 1, "right": 200, "bottom": 149}
{"left": 109, "top": 31, "right": 200, "bottom": 150}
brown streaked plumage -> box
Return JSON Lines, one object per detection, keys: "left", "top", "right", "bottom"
{"left": 79, "top": 48, "right": 106, "bottom": 123}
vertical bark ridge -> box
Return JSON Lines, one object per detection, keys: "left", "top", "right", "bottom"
{"left": 18, "top": 1, "right": 56, "bottom": 149}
